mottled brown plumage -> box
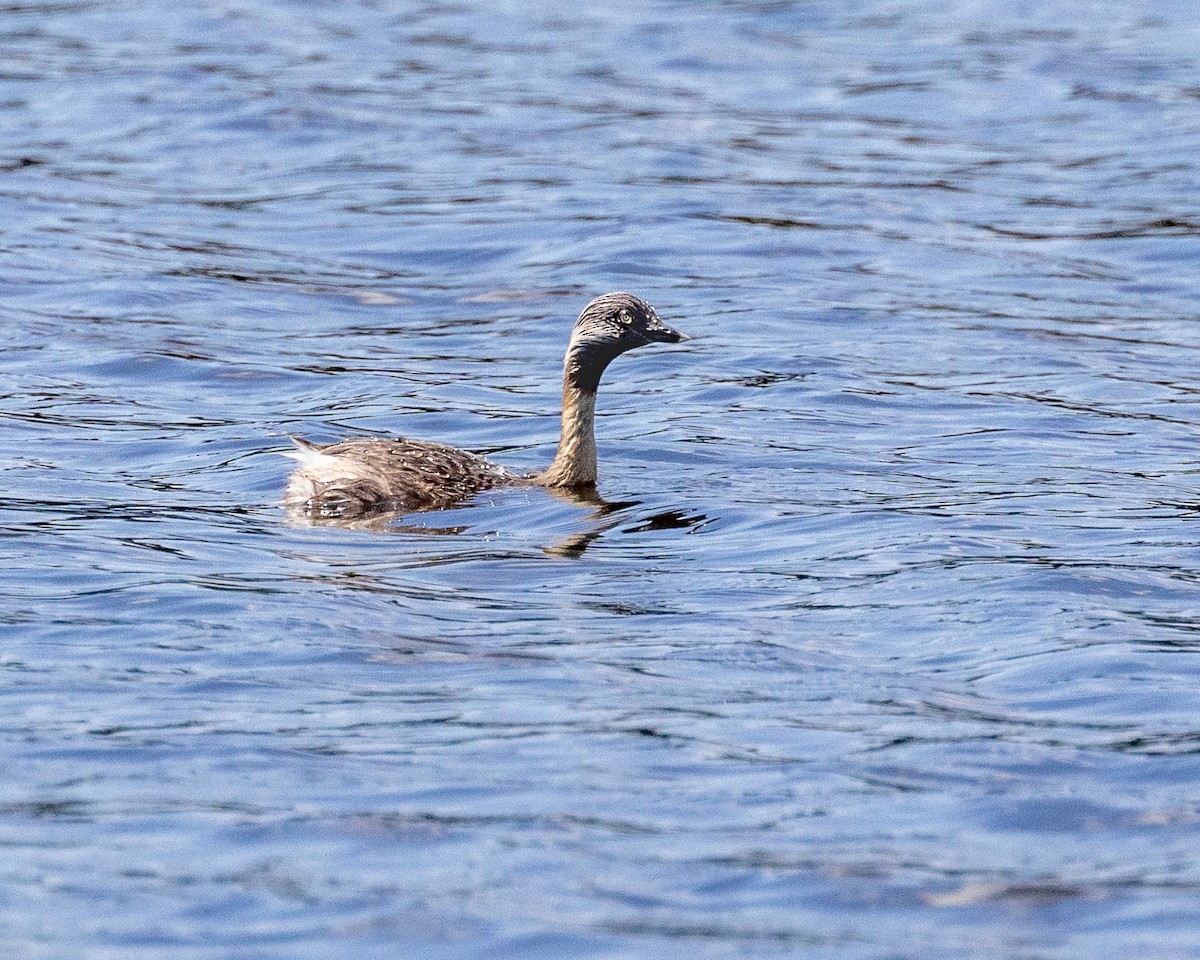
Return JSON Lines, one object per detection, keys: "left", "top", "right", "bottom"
{"left": 284, "top": 292, "right": 688, "bottom": 519}
{"left": 284, "top": 436, "right": 518, "bottom": 516}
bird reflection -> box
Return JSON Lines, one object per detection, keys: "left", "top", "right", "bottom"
{"left": 540, "top": 488, "right": 636, "bottom": 558}
{"left": 284, "top": 485, "right": 708, "bottom": 558}
{"left": 285, "top": 503, "right": 471, "bottom": 535}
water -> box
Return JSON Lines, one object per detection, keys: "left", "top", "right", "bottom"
{"left": 4, "top": 0, "right": 1200, "bottom": 956}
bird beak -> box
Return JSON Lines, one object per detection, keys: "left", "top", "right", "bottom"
{"left": 645, "top": 321, "right": 691, "bottom": 344}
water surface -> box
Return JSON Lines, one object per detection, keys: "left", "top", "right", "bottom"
{"left": 4, "top": 1, "right": 1200, "bottom": 957}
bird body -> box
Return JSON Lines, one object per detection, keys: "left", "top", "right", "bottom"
{"left": 284, "top": 292, "right": 687, "bottom": 518}
{"left": 284, "top": 436, "right": 519, "bottom": 516}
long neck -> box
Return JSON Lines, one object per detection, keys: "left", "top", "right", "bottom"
{"left": 540, "top": 381, "right": 597, "bottom": 488}
{"left": 538, "top": 340, "right": 617, "bottom": 488}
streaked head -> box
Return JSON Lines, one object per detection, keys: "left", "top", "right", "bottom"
{"left": 574, "top": 292, "right": 688, "bottom": 348}
{"left": 565, "top": 292, "right": 689, "bottom": 393}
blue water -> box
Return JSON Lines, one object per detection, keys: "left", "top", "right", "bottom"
{"left": 4, "top": 1, "right": 1200, "bottom": 957}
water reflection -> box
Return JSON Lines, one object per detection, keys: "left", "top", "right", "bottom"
{"left": 537, "top": 495, "right": 712, "bottom": 559}
{"left": 285, "top": 481, "right": 709, "bottom": 559}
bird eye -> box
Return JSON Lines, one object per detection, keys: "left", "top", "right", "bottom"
{"left": 619, "top": 309, "right": 632, "bottom": 324}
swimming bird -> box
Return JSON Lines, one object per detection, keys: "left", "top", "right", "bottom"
{"left": 284, "top": 292, "right": 689, "bottom": 517}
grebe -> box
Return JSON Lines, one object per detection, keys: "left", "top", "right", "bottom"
{"left": 284, "top": 292, "right": 689, "bottom": 517}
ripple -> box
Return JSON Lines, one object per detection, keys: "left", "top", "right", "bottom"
{"left": 4, "top": 1, "right": 1200, "bottom": 958}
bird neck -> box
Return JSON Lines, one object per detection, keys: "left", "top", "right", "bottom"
{"left": 538, "top": 341, "right": 615, "bottom": 488}
{"left": 540, "top": 380, "right": 597, "bottom": 488}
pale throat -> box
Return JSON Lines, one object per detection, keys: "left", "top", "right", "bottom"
{"left": 540, "top": 384, "right": 596, "bottom": 487}
{"left": 538, "top": 340, "right": 615, "bottom": 488}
